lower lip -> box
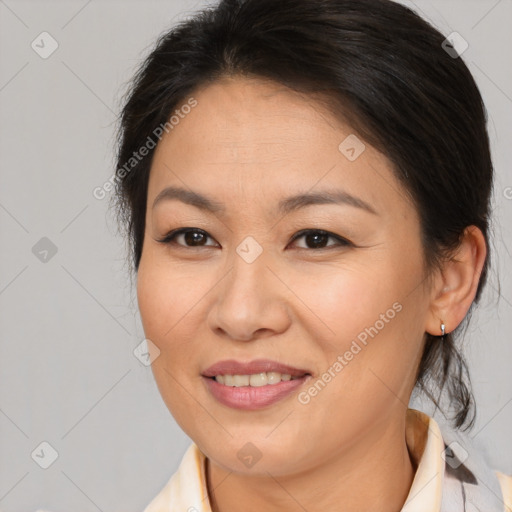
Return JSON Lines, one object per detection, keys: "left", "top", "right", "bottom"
{"left": 202, "top": 375, "right": 310, "bottom": 410}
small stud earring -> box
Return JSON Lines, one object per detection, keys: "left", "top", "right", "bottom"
{"left": 440, "top": 321, "right": 446, "bottom": 338}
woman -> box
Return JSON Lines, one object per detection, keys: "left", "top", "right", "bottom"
{"left": 112, "top": 0, "right": 512, "bottom": 510}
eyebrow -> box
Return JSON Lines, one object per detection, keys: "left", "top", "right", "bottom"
{"left": 152, "top": 185, "right": 378, "bottom": 216}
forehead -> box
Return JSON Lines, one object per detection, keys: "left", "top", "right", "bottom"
{"left": 147, "top": 77, "right": 412, "bottom": 218}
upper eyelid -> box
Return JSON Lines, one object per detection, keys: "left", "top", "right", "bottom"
{"left": 157, "top": 228, "right": 218, "bottom": 246}
{"left": 290, "top": 229, "right": 348, "bottom": 245}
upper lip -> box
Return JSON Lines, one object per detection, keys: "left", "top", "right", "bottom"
{"left": 202, "top": 359, "right": 312, "bottom": 378}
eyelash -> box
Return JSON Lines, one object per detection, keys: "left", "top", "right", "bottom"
{"left": 156, "top": 228, "right": 352, "bottom": 251}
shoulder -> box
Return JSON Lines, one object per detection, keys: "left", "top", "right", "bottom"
{"left": 496, "top": 471, "right": 512, "bottom": 512}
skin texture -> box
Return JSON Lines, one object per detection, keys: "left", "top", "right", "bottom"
{"left": 137, "top": 77, "right": 487, "bottom": 512}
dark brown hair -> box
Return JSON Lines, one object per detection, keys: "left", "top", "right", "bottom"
{"left": 112, "top": 0, "right": 495, "bottom": 431}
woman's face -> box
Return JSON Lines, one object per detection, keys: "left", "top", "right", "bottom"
{"left": 137, "top": 77, "right": 434, "bottom": 475}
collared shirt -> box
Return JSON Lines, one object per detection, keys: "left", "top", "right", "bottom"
{"left": 143, "top": 409, "right": 512, "bottom": 512}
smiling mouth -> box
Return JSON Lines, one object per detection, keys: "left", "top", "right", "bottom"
{"left": 202, "top": 371, "right": 312, "bottom": 410}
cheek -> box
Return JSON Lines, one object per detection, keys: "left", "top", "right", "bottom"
{"left": 288, "top": 262, "right": 399, "bottom": 342}
{"left": 136, "top": 254, "right": 206, "bottom": 427}
{"left": 288, "top": 257, "right": 425, "bottom": 397}
{"left": 136, "top": 262, "right": 171, "bottom": 344}
{"left": 136, "top": 252, "right": 205, "bottom": 346}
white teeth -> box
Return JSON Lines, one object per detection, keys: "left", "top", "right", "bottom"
{"left": 233, "top": 375, "right": 250, "bottom": 386}
{"left": 266, "top": 372, "right": 282, "bottom": 385}
{"left": 214, "top": 372, "right": 299, "bottom": 387}
{"left": 249, "top": 373, "right": 268, "bottom": 387}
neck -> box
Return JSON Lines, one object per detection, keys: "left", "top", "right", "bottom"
{"left": 206, "top": 411, "right": 416, "bottom": 512}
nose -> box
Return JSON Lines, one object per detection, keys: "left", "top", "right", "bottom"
{"left": 207, "top": 246, "right": 291, "bottom": 342}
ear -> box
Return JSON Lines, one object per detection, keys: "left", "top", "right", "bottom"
{"left": 425, "top": 226, "right": 487, "bottom": 336}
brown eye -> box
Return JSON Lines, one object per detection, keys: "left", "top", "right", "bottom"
{"left": 157, "top": 228, "right": 218, "bottom": 248}
{"left": 183, "top": 230, "right": 208, "bottom": 246}
{"left": 290, "top": 229, "right": 351, "bottom": 250}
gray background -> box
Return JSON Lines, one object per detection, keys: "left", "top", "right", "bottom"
{"left": 0, "top": 0, "right": 510, "bottom": 510}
